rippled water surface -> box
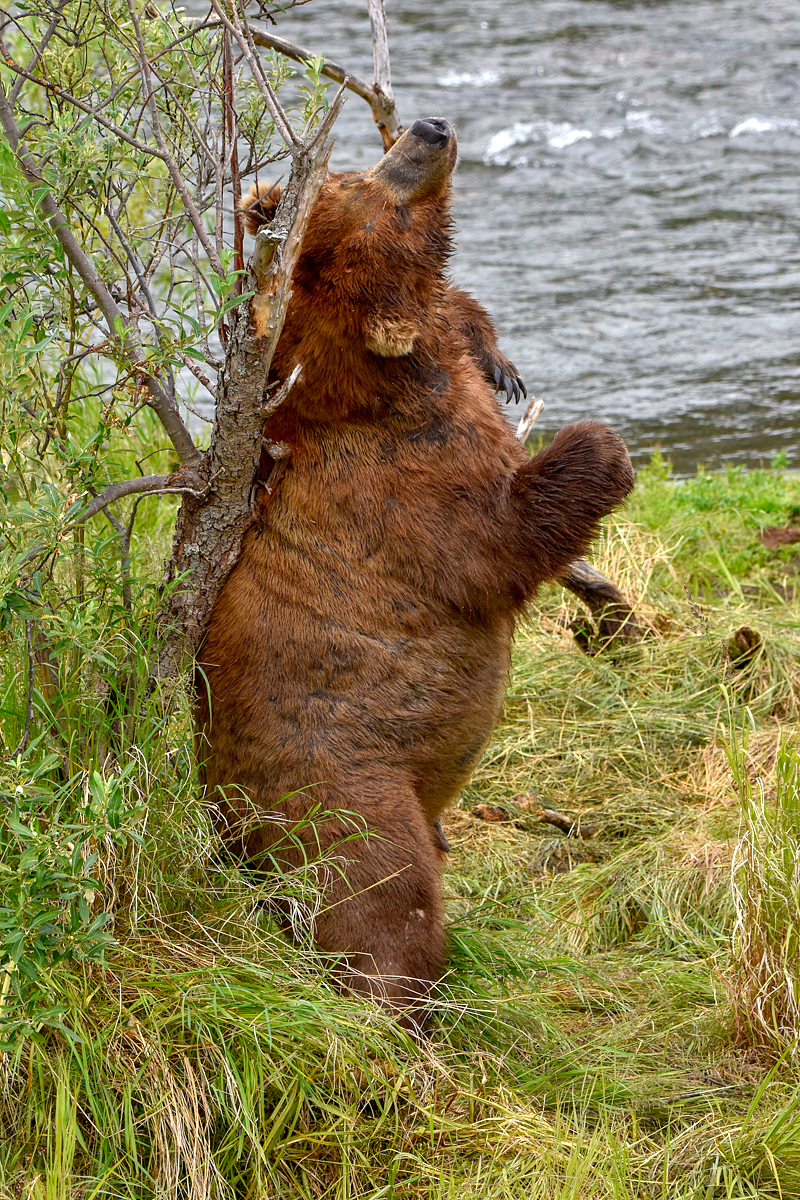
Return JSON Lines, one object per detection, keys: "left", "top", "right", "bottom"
{"left": 245, "top": 0, "right": 800, "bottom": 471}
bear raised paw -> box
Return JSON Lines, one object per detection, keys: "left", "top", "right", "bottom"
{"left": 196, "top": 117, "right": 634, "bottom": 1030}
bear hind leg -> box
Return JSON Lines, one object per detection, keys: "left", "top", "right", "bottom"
{"left": 304, "top": 783, "right": 447, "bottom": 1031}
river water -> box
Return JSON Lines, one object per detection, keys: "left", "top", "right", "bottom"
{"left": 237, "top": 0, "right": 800, "bottom": 473}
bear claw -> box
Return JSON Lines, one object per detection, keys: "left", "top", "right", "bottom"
{"left": 490, "top": 362, "right": 526, "bottom": 404}
{"left": 502, "top": 374, "right": 526, "bottom": 403}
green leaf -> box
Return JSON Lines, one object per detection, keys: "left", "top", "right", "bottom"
{"left": 218, "top": 290, "right": 255, "bottom": 317}
{"left": 6, "top": 817, "right": 33, "bottom": 838}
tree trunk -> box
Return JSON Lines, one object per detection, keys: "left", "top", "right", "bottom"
{"left": 156, "top": 135, "right": 338, "bottom": 678}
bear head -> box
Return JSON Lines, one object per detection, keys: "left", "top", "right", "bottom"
{"left": 241, "top": 118, "right": 458, "bottom": 359}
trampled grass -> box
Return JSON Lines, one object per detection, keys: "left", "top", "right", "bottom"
{"left": 3, "top": 459, "right": 800, "bottom": 1198}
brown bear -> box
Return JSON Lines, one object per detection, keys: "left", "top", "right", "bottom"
{"left": 196, "top": 117, "right": 634, "bottom": 1028}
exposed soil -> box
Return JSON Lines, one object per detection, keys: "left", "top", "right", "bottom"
{"left": 758, "top": 524, "right": 800, "bottom": 550}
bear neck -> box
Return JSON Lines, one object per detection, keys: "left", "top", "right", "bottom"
{"left": 270, "top": 301, "right": 457, "bottom": 426}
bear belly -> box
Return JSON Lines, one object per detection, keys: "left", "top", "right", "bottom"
{"left": 196, "top": 401, "right": 521, "bottom": 849}
{"left": 198, "top": 517, "right": 512, "bottom": 832}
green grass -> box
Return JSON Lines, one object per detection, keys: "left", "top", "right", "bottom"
{"left": 3, "top": 458, "right": 800, "bottom": 1198}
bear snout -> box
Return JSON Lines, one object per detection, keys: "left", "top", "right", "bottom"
{"left": 370, "top": 117, "right": 458, "bottom": 202}
{"left": 409, "top": 118, "right": 452, "bottom": 148}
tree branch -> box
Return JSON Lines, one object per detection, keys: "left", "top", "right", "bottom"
{"left": 196, "top": 17, "right": 404, "bottom": 150}
{"left": 516, "top": 395, "right": 545, "bottom": 444}
{"left": 0, "top": 80, "right": 202, "bottom": 468}
{"left": 223, "top": 31, "right": 244, "bottom": 287}
{"left": 125, "top": 0, "right": 225, "bottom": 277}
{"left": 0, "top": 47, "right": 179, "bottom": 163}
{"left": 7, "top": 0, "right": 67, "bottom": 107}
{"left": 367, "top": 0, "right": 392, "bottom": 97}
{"left": 366, "top": 0, "right": 401, "bottom": 148}
{"left": 2, "top": 27, "right": 233, "bottom": 279}
{"left": 8, "top": 621, "right": 35, "bottom": 760}
{"left": 75, "top": 472, "right": 210, "bottom": 524}
{"left": 245, "top": 25, "right": 373, "bottom": 100}
{"left": 208, "top": 0, "right": 299, "bottom": 150}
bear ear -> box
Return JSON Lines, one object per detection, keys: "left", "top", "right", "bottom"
{"left": 364, "top": 314, "right": 420, "bottom": 357}
{"left": 240, "top": 181, "right": 282, "bottom": 236}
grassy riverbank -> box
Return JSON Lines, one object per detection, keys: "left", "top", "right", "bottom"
{"left": 3, "top": 457, "right": 800, "bottom": 1198}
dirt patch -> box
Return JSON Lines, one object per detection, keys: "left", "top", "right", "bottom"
{"left": 758, "top": 524, "right": 800, "bottom": 550}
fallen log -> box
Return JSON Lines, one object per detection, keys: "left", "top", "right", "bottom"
{"left": 558, "top": 558, "right": 643, "bottom": 650}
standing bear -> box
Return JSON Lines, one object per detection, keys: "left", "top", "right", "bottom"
{"left": 196, "top": 117, "right": 634, "bottom": 1026}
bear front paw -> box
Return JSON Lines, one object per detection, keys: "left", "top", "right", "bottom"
{"left": 546, "top": 422, "right": 635, "bottom": 509}
{"left": 489, "top": 355, "right": 527, "bottom": 404}
{"left": 510, "top": 422, "right": 635, "bottom": 592}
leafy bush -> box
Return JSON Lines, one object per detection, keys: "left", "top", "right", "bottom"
{"left": 0, "top": 753, "right": 144, "bottom": 1051}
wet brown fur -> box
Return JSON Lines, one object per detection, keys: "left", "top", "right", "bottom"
{"left": 197, "top": 125, "right": 634, "bottom": 1025}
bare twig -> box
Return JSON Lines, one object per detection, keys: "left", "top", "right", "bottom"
{"left": 366, "top": 0, "right": 402, "bottom": 148}
{"left": 126, "top": 0, "right": 225, "bottom": 276}
{"left": 100, "top": 507, "right": 133, "bottom": 613}
{"left": 367, "top": 0, "right": 392, "bottom": 97}
{"left": 208, "top": 0, "right": 298, "bottom": 149}
{"left": 103, "top": 199, "right": 159, "bottom": 321}
{"left": 224, "top": 31, "right": 245, "bottom": 288}
{"left": 75, "top": 472, "right": 210, "bottom": 524}
{"left": 0, "top": 83, "right": 202, "bottom": 468}
{"left": 262, "top": 362, "right": 301, "bottom": 423}
{"left": 0, "top": 45, "right": 182, "bottom": 165}
{"left": 196, "top": 16, "right": 403, "bottom": 149}
{"left": 246, "top": 25, "right": 373, "bottom": 99}
{"left": 311, "top": 81, "right": 348, "bottom": 150}
{"left": 143, "top": 64, "right": 219, "bottom": 174}
{"left": 178, "top": 354, "right": 217, "bottom": 400}
{"left": 7, "top": 0, "right": 67, "bottom": 106}
{"left": 515, "top": 395, "right": 544, "bottom": 444}
{"left": 536, "top": 807, "right": 596, "bottom": 839}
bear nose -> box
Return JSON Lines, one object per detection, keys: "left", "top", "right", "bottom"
{"left": 409, "top": 118, "right": 452, "bottom": 148}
